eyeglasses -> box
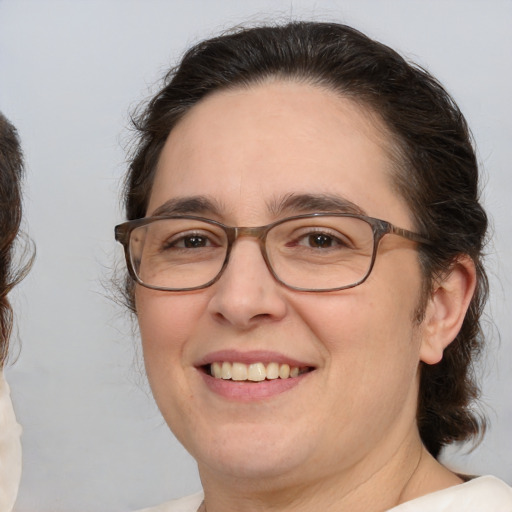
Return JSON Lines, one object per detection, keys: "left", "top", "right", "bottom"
{"left": 115, "top": 213, "right": 432, "bottom": 292}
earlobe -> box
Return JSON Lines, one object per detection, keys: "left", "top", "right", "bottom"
{"left": 419, "top": 255, "right": 477, "bottom": 365}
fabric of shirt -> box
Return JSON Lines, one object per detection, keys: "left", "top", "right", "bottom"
{"left": 388, "top": 475, "right": 512, "bottom": 511}
{"left": 136, "top": 476, "right": 512, "bottom": 512}
{"left": 0, "top": 370, "right": 22, "bottom": 512}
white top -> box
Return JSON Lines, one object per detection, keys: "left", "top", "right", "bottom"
{"left": 389, "top": 475, "right": 512, "bottom": 511}
{"left": 136, "top": 476, "right": 512, "bottom": 512}
{"left": 0, "top": 370, "right": 22, "bottom": 512}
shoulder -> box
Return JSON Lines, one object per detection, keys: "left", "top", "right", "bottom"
{"left": 389, "top": 476, "right": 512, "bottom": 511}
{"left": 0, "top": 370, "right": 23, "bottom": 512}
{"left": 134, "top": 492, "right": 204, "bottom": 512}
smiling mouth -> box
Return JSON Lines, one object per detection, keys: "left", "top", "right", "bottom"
{"left": 205, "top": 362, "right": 313, "bottom": 382}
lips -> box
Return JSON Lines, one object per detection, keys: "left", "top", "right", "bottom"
{"left": 196, "top": 350, "right": 315, "bottom": 394}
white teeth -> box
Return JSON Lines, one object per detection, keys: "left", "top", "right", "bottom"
{"left": 248, "top": 363, "right": 266, "bottom": 382}
{"left": 210, "top": 361, "right": 305, "bottom": 381}
{"left": 231, "top": 362, "right": 248, "bottom": 381}
{"left": 266, "top": 362, "right": 279, "bottom": 380}
{"left": 279, "top": 364, "right": 290, "bottom": 379}
{"left": 221, "top": 361, "right": 232, "bottom": 380}
{"left": 212, "top": 362, "right": 222, "bottom": 378}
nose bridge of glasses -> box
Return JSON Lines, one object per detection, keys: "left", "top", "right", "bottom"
{"left": 228, "top": 225, "right": 268, "bottom": 256}
{"left": 226, "top": 226, "right": 270, "bottom": 267}
{"left": 233, "top": 226, "right": 267, "bottom": 241}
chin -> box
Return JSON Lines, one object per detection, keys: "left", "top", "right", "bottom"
{"left": 199, "top": 450, "right": 309, "bottom": 484}
{"left": 188, "top": 422, "right": 316, "bottom": 481}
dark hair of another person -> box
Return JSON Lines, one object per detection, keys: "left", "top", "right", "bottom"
{"left": 122, "top": 22, "right": 488, "bottom": 459}
{"left": 0, "top": 113, "right": 31, "bottom": 366}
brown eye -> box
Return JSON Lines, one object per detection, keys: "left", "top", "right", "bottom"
{"left": 183, "top": 235, "right": 209, "bottom": 248}
{"left": 307, "top": 233, "right": 335, "bottom": 248}
{"left": 163, "top": 233, "right": 217, "bottom": 250}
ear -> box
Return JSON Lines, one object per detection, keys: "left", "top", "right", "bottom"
{"left": 419, "top": 255, "right": 477, "bottom": 365}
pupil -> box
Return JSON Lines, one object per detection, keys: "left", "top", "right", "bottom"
{"left": 309, "top": 234, "right": 331, "bottom": 248}
{"left": 185, "top": 236, "right": 206, "bottom": 248}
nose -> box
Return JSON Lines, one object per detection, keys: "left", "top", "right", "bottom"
{"left": 207, "top": 238, "right": 288, "bottom": 329}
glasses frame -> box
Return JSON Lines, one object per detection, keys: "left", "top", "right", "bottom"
{"left": 115, "top": 213, "right": 433, "bottom": 293}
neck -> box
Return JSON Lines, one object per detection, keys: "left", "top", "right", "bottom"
{"left": 197, "top": 433, "right": 458, "bottom": 512}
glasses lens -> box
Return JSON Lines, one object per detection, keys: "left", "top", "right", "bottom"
{"left": 266, "top": 216, "right": 375, "bottom": 290}
{"left": 129, "top": 218, "right": 228, "bottom": 290}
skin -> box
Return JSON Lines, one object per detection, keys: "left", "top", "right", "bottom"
{"left": 135, "top": 81, "right": 475, "bottom": 512}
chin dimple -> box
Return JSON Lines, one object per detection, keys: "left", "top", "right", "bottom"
{"left": 208, "top": 361, "right": 310, "bottom": 381}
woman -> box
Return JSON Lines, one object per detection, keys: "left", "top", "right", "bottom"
{"left": 0, "top": 112, "right": 31, "bottom": 512}
{"left": 115, "top": 22, "right": 512, "bottom": 511}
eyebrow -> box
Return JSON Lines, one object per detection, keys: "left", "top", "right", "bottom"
{"left": 149, "top": 193, "right": 367, "bottom": 220}
{"left": 149, "top": 196, "right": 224, "bottom": 217}
{"left": 268, "top": 193, "right": 367, "bottom": 217}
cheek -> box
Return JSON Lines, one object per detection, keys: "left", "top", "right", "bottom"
{"left": 136, "top": 289, "right": 206, "bottom": 343}
{"left": 289, "top": 264, "right": 424, "bottom": 392}
{"left": 284, "top": 289, "right": 423, "bottom": 454}
{"left": 135, "top": 289, "right": 209, "bottom": 388}
{"left": 294, "top": 288, "right": 418, "bottom": 353}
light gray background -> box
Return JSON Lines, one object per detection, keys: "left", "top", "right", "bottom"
{"left": 1, "top": 1, "right": 511, "bottom": 511}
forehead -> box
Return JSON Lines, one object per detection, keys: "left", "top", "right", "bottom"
{"left": 148, "top": 81, "right": 411, "bottom": 226}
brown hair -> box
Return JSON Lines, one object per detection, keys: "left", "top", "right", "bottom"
{"left": 0, "top": 113, "right": 32, "bottom": 366}
{"left": 122, "top": 22, "right": 488, "bottom": 458}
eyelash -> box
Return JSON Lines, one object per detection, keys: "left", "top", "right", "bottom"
{"left": 287, "top": 227, "right": 352, "bottom": 249}
{"left": 162, "top": 231, "right": 220, "bottom": 250}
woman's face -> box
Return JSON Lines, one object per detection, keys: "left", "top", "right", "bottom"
{"left": 136, "top": 81, "right": 428, "bottom": 487}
